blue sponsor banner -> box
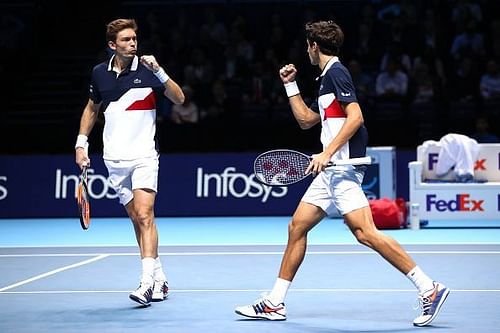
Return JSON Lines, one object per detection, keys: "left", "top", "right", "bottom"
{"left": 0, "top": 153, "right": 382, "bottom": 218}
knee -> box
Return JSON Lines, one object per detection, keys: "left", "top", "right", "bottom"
{"left": 134, "top": 210, "right": 154, "bottom": 228}
{"left": 353, "top": 228, "right": 379, "bottom": 248}
{"left": 288, "top": 219, "right": 308, "bottom": 238}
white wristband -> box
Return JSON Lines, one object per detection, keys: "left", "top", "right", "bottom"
{"left": 154, "top": 67, "right": 170, "bottom": 84}
{"left": 284, "top": 81, "right": 300, "bottom": 97}
{"left": 75, "top": 134, "right": 88, "bottom": 150}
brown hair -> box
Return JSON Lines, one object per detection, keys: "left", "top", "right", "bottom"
{"left": 106, "top": 19, "right": 138, "bottom": 42}
{"left": 305, "top": 20, "right": 344, "bottom": 56}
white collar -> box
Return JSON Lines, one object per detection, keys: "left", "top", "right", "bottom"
{"left": 317, "top": 56, "right": 339, "bottom": 79}
{"left": 107, "top": 55, "right": 138, "bottom": 72}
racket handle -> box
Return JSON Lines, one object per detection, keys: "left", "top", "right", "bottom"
{"left": 332, "top": 156, "right": 372, "bottom": 166}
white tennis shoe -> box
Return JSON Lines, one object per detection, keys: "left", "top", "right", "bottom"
{"left": 413, "top": 282, "right": 450, "bottom": 326}
{"left": 129, "top": 282, "right": 153, "bottom": 306}
{"left": 235, "top": 295, "right": 287, "bottom": 321}
{"left": 152, "top": 280, "right": 169, "bottom": 301}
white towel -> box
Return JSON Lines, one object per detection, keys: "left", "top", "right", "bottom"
{"left": 435, "top": 133, "right": 479, "bottom": 179}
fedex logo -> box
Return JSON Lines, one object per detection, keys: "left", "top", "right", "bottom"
{"left": 427, "top": 153, "right": 487, "bottom": 171}
{"left": 426, "top": 194, "right": 484, "bottom": 212}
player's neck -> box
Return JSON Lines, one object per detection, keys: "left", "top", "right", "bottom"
{"left": 318, "top": 55, "right": 335, "bottom": 72}
{"left": 113, "top": 54, "right": 132, "bottom": 73}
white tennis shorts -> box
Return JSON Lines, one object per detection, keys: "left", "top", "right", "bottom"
{"left": 104, "top": 156, "right": 159, "bottom": 205}
{"left": 301, "top": 167, "right": 369, "bottom": 216}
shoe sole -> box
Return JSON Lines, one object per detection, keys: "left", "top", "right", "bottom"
{"left": 152, "top": 293, "right": 169, "bottom": 302}
{"left": 413, "top": 288, "right": 450, "bottom": 327}
{"left": 234, "top": 309, "right": 286, "bottom": 321}
{"left": 129, "top": 294, "right": 152, "bottom": 307}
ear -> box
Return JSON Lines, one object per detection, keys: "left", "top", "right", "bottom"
{"left": 108, "top": 40, "right": 116, "bottom": 51}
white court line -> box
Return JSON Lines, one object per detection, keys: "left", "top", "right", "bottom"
{"left": 0, "top": 254, "right": 109, "bottom": 292}
{"left": 2, "top": 241, "right": 500, "bottom": 248}
{"left": 1, "top": 250, "right": 500, "bottom": 257}
{"left": 1, "top": 288, "right": 499, "bottom": 294}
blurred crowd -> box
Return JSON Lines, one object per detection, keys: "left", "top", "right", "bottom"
{"left": 131, "top": 0, "right": 500, "bottom": 149}
{"left": 2, "top": 0, "right": 500, "bottom": 153}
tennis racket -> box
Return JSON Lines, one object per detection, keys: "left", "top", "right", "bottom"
{"left": 254, "top": 149, "right": 372, "bottom": 186}
{"left": 77, "top": 165, "right": 91, "bottom": 230}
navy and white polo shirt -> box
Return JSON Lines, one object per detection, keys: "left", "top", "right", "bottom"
{"left": 90, "top": 55, "right": 165, "bottom": 160}
{"left": 310, "top": 57, "right": 368, "bottom": 161}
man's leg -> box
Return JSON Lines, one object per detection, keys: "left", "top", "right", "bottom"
{"left": 126, "top": 188, "right": 158, "bottom": 258}
{"left": 344, "top": 205, "right": 450, "bottom": 326}
{"left": 234, "top": 201, "right": 325, "bottom": 320}
{"left": 343, "top": 206, "right": 416, "bottom": 274}
{"left": 126, "top": 189, "right": 158, "bottom": 306}
{"left": 277, "top": 201, "right": 326, "bottom": 281}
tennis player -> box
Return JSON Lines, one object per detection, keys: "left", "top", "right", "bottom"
{"left": 235, "top": 20, "right": 449, "bottom": 326}
{"left": 74, "top": 19, "right": 185, "bottom": 306}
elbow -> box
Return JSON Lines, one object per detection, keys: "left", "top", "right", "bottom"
{"left": 178, "top": 94, "right": 186, "bottom": 105}
{"left": 298, "top": 119, "right": 315, "bottom": 130}
{"left": 174, "top": 93, "right": 185, "bottom": 105}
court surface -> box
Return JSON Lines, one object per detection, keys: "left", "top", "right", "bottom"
{"left": 1, "top": 217, "right": 500, "bottom": 333}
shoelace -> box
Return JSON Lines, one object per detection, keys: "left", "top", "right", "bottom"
{"left": 252, "top": 300, "right": 268, "bottom": 314}
{"left": 414, "top": 294, "right": 433, "bottom": 314}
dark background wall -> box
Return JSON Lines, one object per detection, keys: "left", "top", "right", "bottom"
{"left": 1, "top": 0, "right": 500, "bottom": 155}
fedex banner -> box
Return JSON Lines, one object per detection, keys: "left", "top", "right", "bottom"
{"left": 408, "top": 141, "right": 500, "bottom": 221}
{"left": 417, "top": 143, "right": 500, "bottom": 181}
{"left": 0, "top": 149, "right": 390, "bottom": 218}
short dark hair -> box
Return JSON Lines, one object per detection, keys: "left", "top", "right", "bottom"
{"left": 305, "top": 20, "right": 344, "bottom": 56}
{"left": 106, "top": 18, "right": 138, "bottom": 43}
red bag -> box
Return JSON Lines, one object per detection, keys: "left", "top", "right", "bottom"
{"left": 369, "top": 198, "right": 408, "bottom": 229}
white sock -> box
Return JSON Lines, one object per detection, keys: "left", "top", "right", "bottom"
{"left": 406, "top": 266, "right": 435, "bottom": 294}
{"left": 154, "top": 257, "right": 167, "bottom": 282}
{"left": 266, "top": 278, "right": 291, "bottom": 305}
{"left": 141, "top": 257, "right": 155, "bottom": 285}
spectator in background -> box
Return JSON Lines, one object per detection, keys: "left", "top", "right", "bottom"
{"left": 471, "top": 115, "right": 500, "bottom": 143}
{"left": 450, "top": 56, "right": 480, "bottom": 102}
{"left": 243, "top": 61, "right": 272, "bottom": 106}
{"left": 0, "top": 13, "right": 26, "bottom": 53}
{"left": 413, "top": 45, "right": 447, "bottom": 97}
{"left": 412, "top": 62, "right": 435, "bottom": 104}
{"left": 451, "top": 0, "right": 483, "bottom": 31}
{"left": 348, "top": 59, "right": 375, "bottom": 101}
{"left": 375, "top": 58, "right": 409, "bottom": 99}
{"left": 450, "top": 19, "right": 485, "bottom": 61}
{"left": 419, "top": 8, "right": 447, "bottom": 58}
{"left": 380, "top": 42, "right": 412, "bottom": 74}
{"left": 377, "top": 0, "right": 417, "bottom": 26}
{"left": 203, "top": 79, "right": 228, "bottom": 120}
{"left": 480, "top": 59, "right": 500, "bottom": 101}
{"left": 171, "top": 85, "right": 199, "bottom": 124}
{"left": 353, "top": 22, "right": 379, "bottom": 71}
{"left": 200, "top": 7, "right": 228, "bottom": 48}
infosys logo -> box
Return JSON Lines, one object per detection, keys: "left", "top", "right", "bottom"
{"left": 196, "top": 167, "right": 287, "bottom": 203}
{"left": 55, "top": 169, "right": 118, "bottom": 200}
{"left": 426, "top": 194, "right": 484, "bottom": 212}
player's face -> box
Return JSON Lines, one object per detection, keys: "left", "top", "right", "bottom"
{"left": 109, "top": 28, "right": 137, "bottom": 58}
{"left": 307, "top": 40, "right": 319, "bottom": 65}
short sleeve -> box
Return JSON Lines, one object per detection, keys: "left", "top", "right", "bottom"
{"left": 89, "top": 70, "right": 102, "bottom": 104}
{"left": 327, "top": 67, "right": 358, "bottom": 104}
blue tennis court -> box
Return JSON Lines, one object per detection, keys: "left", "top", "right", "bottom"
{"left": 1, "top": 217, "right": 500, "bottom": 333}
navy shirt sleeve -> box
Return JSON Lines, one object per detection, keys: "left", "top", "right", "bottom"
{"left": 89, "top": 64, "right": 103, "bottom": 104}
{"left": 327, "top": 66, "right": 358, "bottom": 104}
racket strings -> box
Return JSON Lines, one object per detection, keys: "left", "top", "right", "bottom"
{"left": 255, "top": 151, "right": 309, "bottom": 185}
{"left": 78, "top": 167, "right": 91, "bottom": 229}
